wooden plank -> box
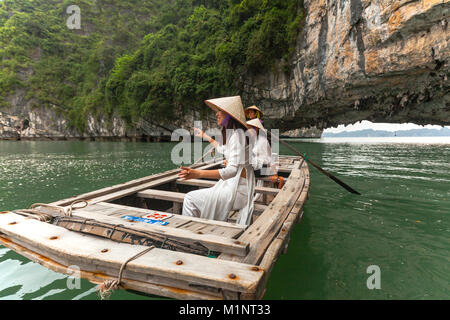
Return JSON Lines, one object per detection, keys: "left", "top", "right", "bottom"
{"left": 137, "top": 189, "right": 268, "bottom": 214}
{"left": 163, "top": 216, "right": 193, "bottom": 228}
{"left": 0, "top": 213, "right": 264, "bottom": 293}
{"left": 50, "top": 161, "right": 221, "bottom": 207}
{"left": 35, "top": 206, "right": 250, "bottom": 257}
{"left": 81, "top": 204, "right": 112, "bottom": 213}
{"left": 176, "top": 179, "right": 280, "bottom": 196}
{"left": 227, "top": 211, "right": 239, "bottom": 224}
{"left": 82, "top": 203, "right": 150, "bottom": 218}
{"left": 88, "top": 175, "right": 180, "bottom": 205}
{"left": 94, "top": 207, "right": 123, "bottom": 217}
{"left": 52, "top": 216, "right": 210, "bottom": 256}
{"left": 138, "top": 189, "right": 186, "bottom": 203}
{"left": 176, "top": 179, "right": 218, "bottom": 188}
{"left": 277, "top": 167, "right": 293, "bottom": 173}
{"left": 98, "top": 202, "right": 245, "bottom": 231}
{"left": 91, "top": 202, "right": 172, "bottom": 218}
{"left": 177, "top": 221, "right": 243, "bottom": 239}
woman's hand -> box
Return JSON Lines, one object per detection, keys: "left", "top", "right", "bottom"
{"left": 178, "top": 166, "right": 201, "bottom": 181}
{"left": 194, "top": 128, "right": 204, "bottom": 139}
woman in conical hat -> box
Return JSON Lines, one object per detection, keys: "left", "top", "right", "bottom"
{"left": 247, "top": 119, "right": 284, "bottom": 190}
{"left": 245, "top": 105, "right": 263, "bottom": 121}
{"left": 178, "top": 96, "right": 256, "bottom": 226}
{"left": 247, "top": 119, "right": 273, "bottom": 176}
{"left": 247, "top": 119, "right": 274, "bottom": 201}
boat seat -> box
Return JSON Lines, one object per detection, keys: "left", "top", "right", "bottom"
{"left": 136, "top": 189, "right": 268, "bottom": 213}
{"left": 176, "top": 179, "right": 280, "bottom": 196}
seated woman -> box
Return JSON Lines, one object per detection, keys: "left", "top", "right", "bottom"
{"left": 247, "top": 119, "right": 275, "bottom": 177}
{"left": 247, "top": 119, "right": 276, "bottom": 201}
{"left": 178, "top": 96, "right": 256, "bottom": 226}
{"left": 246, "top": 118, "right": 285, "bottom": 190}
{"left": 245, "top": 105, "right": 264, "bottom": 122}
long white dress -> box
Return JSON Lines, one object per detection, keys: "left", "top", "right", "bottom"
{"left": 182, "top": 129, "right": 256, "bottom": 226}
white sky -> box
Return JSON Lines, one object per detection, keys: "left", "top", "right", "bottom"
{"left": 324, "top": 121, "right": 450, "bottom": 133}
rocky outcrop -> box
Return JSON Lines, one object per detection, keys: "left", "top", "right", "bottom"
{"left": 281, "top": 126, "right": 323, "bottom": 138}
{"left": 0, "top": 110, "right": 173, "bottom": 141}
{"left": 0, "top": 89, "right": 172, "bottom": 141}
{"left": 243, "top": 0, "right": 449, "bottom": 131}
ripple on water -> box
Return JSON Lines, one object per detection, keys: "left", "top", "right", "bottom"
{"left": 1, "top": 140, "right": 450, "bottom": 300}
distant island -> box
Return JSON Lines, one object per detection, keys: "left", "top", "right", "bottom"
{"left": 322, "top": 127, "right": 450, "bottom": 138}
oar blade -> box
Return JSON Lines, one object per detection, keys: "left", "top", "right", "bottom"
{"left": 328, "top": 173, "right": 361, "bottom": 195}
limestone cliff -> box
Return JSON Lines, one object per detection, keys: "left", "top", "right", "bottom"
{"left": 1, "top": 0, "right": 448, "bottom": 140}
{"left": 0, "top": 90, "right": 172, "bottom": 141}
{"left": 243, "top": 0, "right": 449, "bottom": 131}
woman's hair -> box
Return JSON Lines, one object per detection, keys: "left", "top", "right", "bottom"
{"left": 222, "top": 117, "right": 247, "bottom": 145}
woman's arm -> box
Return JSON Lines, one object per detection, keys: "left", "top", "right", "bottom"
{"left": 180, "top": 130, "right": 245, "bottom": 182}
{"left": 194, "top": 128, "right": 222, "bottom": 151}
{"left": 178, "top": 167, "right": 221, "bottom": 181}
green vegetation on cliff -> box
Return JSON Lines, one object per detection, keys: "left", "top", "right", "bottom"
{"left": 0, "top": 0, "right": 304, "bottom": 132}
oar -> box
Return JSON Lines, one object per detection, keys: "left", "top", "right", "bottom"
{"left": 267, "top": 131, "right": 361, "bottom": 195}
{"left": 172, "top": 126, "right": 216, "bottom": 170}
{"left": 191, "top": 146, "right": 215, "bottom": 166}
{"left": 178, "top": 141, "right": 216, "bottom": 182}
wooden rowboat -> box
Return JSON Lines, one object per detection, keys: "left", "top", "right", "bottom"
{"left": 0, "top": 155, "right": 310, "bottom": 300}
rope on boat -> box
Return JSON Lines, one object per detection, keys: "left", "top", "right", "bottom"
{"left": 98, "top": 245, "right": 156, "bottom": 300}
{"left": 64, "top": 200, "right": 88, "bottom": 217}
{"left": 29, "top": 200, "right": 88, "bottom": 217}
{"left": 11, "top": 209, "right": 53, "bottom": 222}
{"left": 12, "top": 199, "right": 89, "bottom": 221}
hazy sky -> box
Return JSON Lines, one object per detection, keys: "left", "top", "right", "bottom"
{"left": 324, "top": 121, "right": 450, "bottom": 133}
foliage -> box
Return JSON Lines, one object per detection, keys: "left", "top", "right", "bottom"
{"left": 0, "top": 0, "right": 305, "bottom": 132}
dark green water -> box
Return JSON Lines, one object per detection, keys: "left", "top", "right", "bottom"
{"left": 0, "top": 138, "right": 449, "bottom": 300}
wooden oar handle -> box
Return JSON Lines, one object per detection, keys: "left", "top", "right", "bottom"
{"left": 191, "top": 147, "right": 215, "bottom": 167}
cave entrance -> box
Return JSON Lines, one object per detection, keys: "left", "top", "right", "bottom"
{"left": 21, "top": 119, "right": 30, "bottom": 131}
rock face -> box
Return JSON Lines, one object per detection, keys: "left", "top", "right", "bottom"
{"left": 0, "top": 90, "right": 172, "bottom": 141}
{"left": 243, "top": 0, "right": 449, "bottom": 131}
{"left": 281, "top": 127, "right": 323, "bottom": 138}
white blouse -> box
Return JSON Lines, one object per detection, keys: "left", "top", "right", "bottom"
{"left": 217, "top": 129, "right": 247, "bottom": 180}
{"left": 251, "top": 134, "right": 272, "bottom": 171}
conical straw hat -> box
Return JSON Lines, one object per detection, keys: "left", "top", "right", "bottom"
{"left": 246, "top": 119, "right": 266, "bottom": 132}
{"left": 245, "top": 105, "right": 263, "bottom": 117}
{"left": 205, "top": 96, "right": 248, "bottom": 128}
